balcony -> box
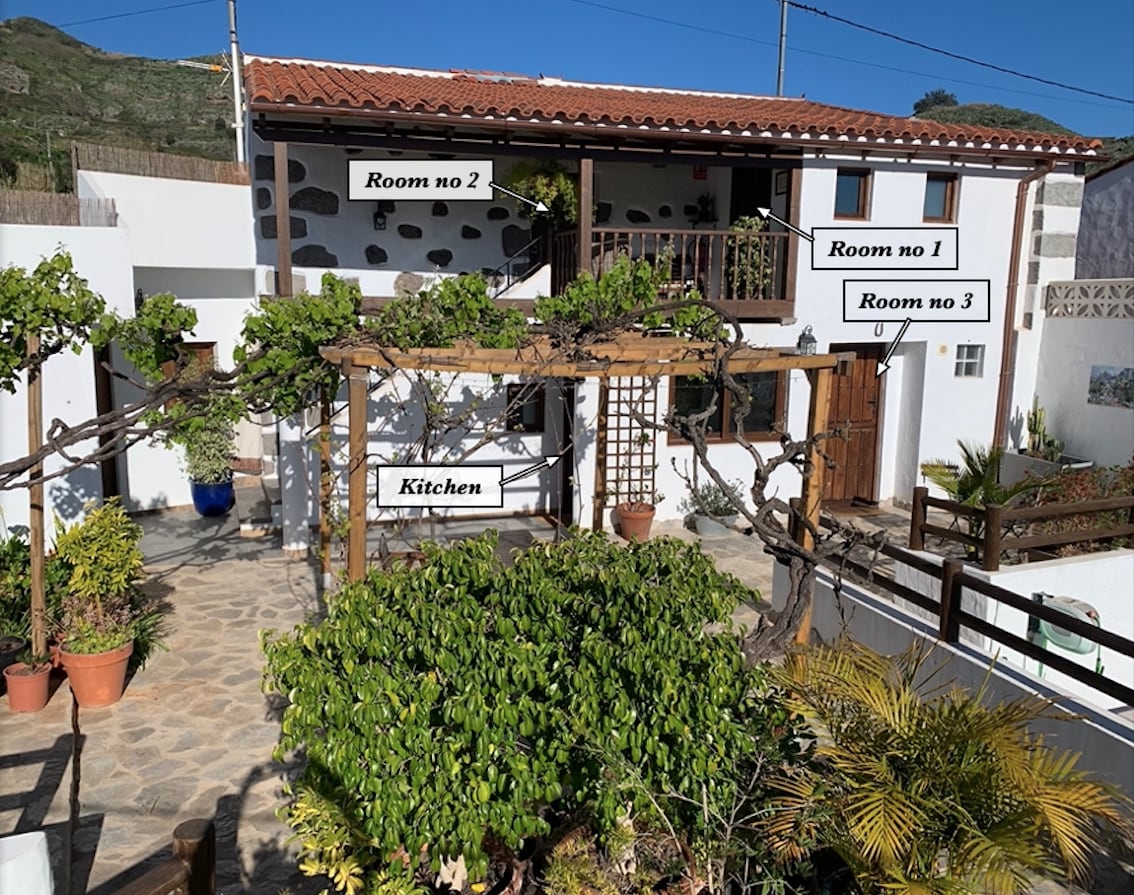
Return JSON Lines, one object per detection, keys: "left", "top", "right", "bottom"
{"left": 551, "top": 226, "right": 794, "bottom": 320}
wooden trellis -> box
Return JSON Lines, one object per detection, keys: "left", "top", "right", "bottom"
{"left": 319, "top": 338, "right": 848, "bottom": 585}
{"left": 595, "top": 377, "right": 659, "bottom": 527}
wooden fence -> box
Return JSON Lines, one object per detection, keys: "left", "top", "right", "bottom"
{"left": 908, "top": 485, "right": 1134, "bottom": 571}
{"left": 0, "top": 189, "right": 117, "bottom": 227}
{"left": 809, "top": 511, "right": 1134, "bottom": 708}
{"left": 113, "top": 819, "right": 214, "bottom": 895}
{"left": 72, "top": 142, "right": 248, "bottom": 185}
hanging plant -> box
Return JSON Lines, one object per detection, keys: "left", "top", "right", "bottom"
{"left": 501, "top": 159, "right": 578, "bottom": 227}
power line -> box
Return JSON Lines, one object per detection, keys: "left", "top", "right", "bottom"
{"left": 60, "top": 0, "right": 219, "bottom": 28}
{"left": 782, "top": 0, "right": 1133, "bottom": 106}
{"left": 563, "top": 0, "right": 1130, "bottom": 111}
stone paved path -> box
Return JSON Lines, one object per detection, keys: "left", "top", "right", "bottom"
{"left": 1, "top": 508, "right": 1129, "bottom": 894}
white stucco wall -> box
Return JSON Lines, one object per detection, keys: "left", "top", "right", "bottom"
{"left": 77, "top": 170, "right": 255, "bottom": 270}
{"left": 772, "top": 562, "right": 1134, "bottom": 797}
{"left": 1033, "top": 317, "right": 1134, "bottom": 467}
{"left": 1076, "top": 161, "right": 1134, "bottom": 280}
{"left": 0, "top": 225, "right": 134, "bottom": 528}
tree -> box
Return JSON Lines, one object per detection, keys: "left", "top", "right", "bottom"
{"left": 913, "top": 89, "right": 958, "bottom": 116}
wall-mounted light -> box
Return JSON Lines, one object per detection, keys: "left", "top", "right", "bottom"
{"left": 373, "top": 210, "right": 387, "bottom": 231}
{"left": 134, "top": 288, "right": 145, "bottom": 314}
{"left": 796, "top": 325, "right": 817, "bottom": 356}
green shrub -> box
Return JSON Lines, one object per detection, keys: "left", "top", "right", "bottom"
{"left": 263, "top": 530, "right": 804, "bottom": 892}
{"left": 1030, "top": 459, "right": 1134, "bottom": 554}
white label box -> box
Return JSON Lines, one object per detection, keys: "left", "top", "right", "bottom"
{"left": 376, "top": 464, "right": 504, "bottom": 509}
{"left": 842, "top": 279, "right": 991, "bottom": 323}
{"left": 812, "top": 227, "right": 958, "bottom": 270}
{"left": 349, "top": 160, "right": 495, "bottom": 201}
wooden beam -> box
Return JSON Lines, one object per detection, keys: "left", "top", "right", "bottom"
{"left": 577, "top": 157, "right": 593, "bottom": 276}
{"left": 592, "top": 380, "right": 610, "bottom": 531}
{"left": 782, "top": 166, "right": 802, "bottom": 310}
{"left": 93, "top": 345, "right": 119, "bottom": 501}
{"left": 27, "top": 335, "right": 46, "bottom": 657}
{"left": 347, "top": 366, "right": 368, "bottom": 582}
{"left": 795, "top": 366, "right": 832, "bottom": 646}
{"left": 320, "top": 394, "right": 333, "bottom": 582}
{"left": 273, "top": 141, "right": 293, "bottom": 297}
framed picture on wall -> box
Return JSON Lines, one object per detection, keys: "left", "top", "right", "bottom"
{"left": 774, "top": 170, "right": 789, "bottom": 195}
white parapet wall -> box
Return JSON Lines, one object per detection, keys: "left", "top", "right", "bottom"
{"left": 773, "top": 562, "right": 1134, "bottom": 798}
{"left": 894, "top": 550, "right": 1134, "bottom": 713}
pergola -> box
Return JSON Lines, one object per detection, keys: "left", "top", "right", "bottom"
{"left": 319, "top": 335, "right": 849, "bottom": 584}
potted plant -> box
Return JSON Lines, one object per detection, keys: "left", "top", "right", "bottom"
{"left": 4, "top": 647, "right": 52, "bottom": 713}
{"left": 679, "top": 479, "right": 744, "bottom": 538}
{"left": 53, "top": 498, "right": 160, "bottom": 708}
{"left": 178, "top": 394, "right": 238, "bottom": 517}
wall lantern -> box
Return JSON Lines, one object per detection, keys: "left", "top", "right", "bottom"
{"left": 796, "top": 325, "right": 817, "bottom": 356}
{"left": 373, "top": 209, "right": 387, "bottom": 231}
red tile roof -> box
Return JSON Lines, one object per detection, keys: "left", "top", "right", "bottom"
{"left": 244, "top": 57, "right": 1101, "bottom": 153}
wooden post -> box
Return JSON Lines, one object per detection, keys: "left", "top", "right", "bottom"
{"left": 577, "top": 157, "right": 593, "bottom": 276}
{"left": 592, "top": 379, "right": 609, "bottom": 531}
{"left": 273, "top": 141, "right": 293, "bottom": 297}
{"left": 983, "top": 504, "right": 1004, "bottom": 572}
{"left": 909, "top": 486, "right": 927, "bottom": 550}
{"left": 319, "top": 392, "right": 333, "bottom": 582}
{"left": 27, "top": 335, "right": 46, "bottom": 658}
{"left": 92, "top": 346, "right": 119, "bottom": 501}
{"left": 347, "top": 364, "right": 368, "bottom": 582}
{"left": 794, "top": 366, "right": 832, "bottom": 645}
{"left": 172, "top": 818, "right": 216, "bottom": 895}
{"left": 939, "top": 558, "right": 963, "bottom": 642}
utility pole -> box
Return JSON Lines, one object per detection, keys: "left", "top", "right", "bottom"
{"left": 228, "top": 0, "right": 245, "bottom": 163}
{"left": 776, "top": 0, "right": 788, "bottom": 96}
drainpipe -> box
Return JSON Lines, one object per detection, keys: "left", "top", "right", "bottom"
{"left": 993, "top": 160, "right": 1056, "bottom": 448}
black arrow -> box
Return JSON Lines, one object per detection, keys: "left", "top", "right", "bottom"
{"left": 500, "top": 454, "right": 560, "bottom": 486}
{"left": 755, "top": 206, "right": 813, "bottom": 242}
{"left": 876, "top": 318, "right": 912, "bottom": 377}
{"left": 489, "top": 182, "right": 549, "bottom": 212}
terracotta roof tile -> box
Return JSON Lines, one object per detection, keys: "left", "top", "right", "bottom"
{"left": 244, "top": 57, "right": 1101, "bottom": 152}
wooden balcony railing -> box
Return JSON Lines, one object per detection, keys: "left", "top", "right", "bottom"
{"left": 551, "top": 227, "right": 793, "bottom": 319}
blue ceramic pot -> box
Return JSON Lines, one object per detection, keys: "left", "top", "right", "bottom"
{"left": 190, "top": 481, "right": 234, "bottom": 517}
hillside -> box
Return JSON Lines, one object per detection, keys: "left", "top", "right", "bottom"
{"left": 0, "top": 17, "right": 235, "bottom": 190}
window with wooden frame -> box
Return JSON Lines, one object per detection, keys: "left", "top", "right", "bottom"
{"left": 668, "top": 372, "right": 788, "bottom": 443}
{"left": 923, "top": 172, "right": 958, "bottom": 222}
{"left": 159, "top": 342, "right": 216, "bottom": 410}
{"left": 834, "top": 169, "right": 871, "bottom": 219}
{"left": 505, "top": 383, "right": 545, "bottom": 433}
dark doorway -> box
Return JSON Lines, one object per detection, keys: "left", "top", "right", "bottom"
{"left": 729, "top": 168, "right": 772, "bottom": 221}
{"left": 826, "top": 343, "right": 885, "bottom": 504}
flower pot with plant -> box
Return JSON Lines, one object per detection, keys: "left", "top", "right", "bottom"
{"left": 4, "top": 648, "right": 52, "bottom": 713}
{"left": 679, "top": 479, "right": 745, "bottom": 538}
{"left": 54, "top": 498, "right": 161, "bottom": 708}
{"left": 611, "top": 440, "right": 664, "bottom": 542}
{"left": 178, "top": 395, "right": 238, "bottom": 517}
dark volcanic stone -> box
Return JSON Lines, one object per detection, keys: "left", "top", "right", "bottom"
{"left": 378, "top": 200, "right": 396, "bottom": 213}
{"left": 487, "top": 206, "right": 509, "bottom": 220}
{"left": 256, "top": 188, "right": 271, "bottom": 210}
{"left": 432, "top": 202, "right": 448, "bottom": 216}
{"left": 253, "top": 154, "right": 305, "bottom": 183}
{"left": 658, "top": 204, "right": 672, "bottom": 218}
{"left": 397, "top": 224, "right": 423, "bottom": 239}
{"left": 365, "top": 244, "right": 388, "bottom": 264}
{"left": 259, "top": 215, "right": 306, "bottom": 240}
{"left": 394, "top": 272, "right": 425, "bottom": 296}
{"left": 595, "top": 202, "right": 612, "bottom": 224}
{"left": 290, "top": 186, "right": 339, "bottom": 215}
{"left": 683, "top": 204, "right": 699, "bottom": 217}
{"left": 461, "top": 225, "right": 482, "bottom": 239}
{"left": 427, "top": 249, "right": 453, "bottom": 267}
{"left": 291, "top": 244, "right": 338, "bottom": 267}
{"left": 501, "top": 224, "right": 531, "bottom": 257}
{"left": 626, "top": 208, "right": 651, "bottom": 223}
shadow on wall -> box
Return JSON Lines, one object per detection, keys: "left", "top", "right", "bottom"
{"left": 47, "top": 465, "right": 103, "bottom": 522}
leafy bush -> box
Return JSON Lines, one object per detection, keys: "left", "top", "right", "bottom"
{"left": 0, "top": 530, "right": 69, "bottom": 640}
{"left": 1030, "top": 459, "right": 1134, "bottom": 555}
{"left": 679, "top": 480, "right": 745, "bottom": 518}
{"left": 263, "top": 531, "right": 805, "bottom": 893}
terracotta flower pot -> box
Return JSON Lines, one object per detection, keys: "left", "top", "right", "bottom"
{"left": 616, "top": 503, "right": 656, "bottom": 542}
{"left": 59, "top": 640, "right": 134, "bottom": 708}
{"left": 4, "top": 662, "right": 52, "bottom": 713}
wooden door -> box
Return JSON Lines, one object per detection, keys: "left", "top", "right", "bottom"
{"left": 825, "top": 343, "right": 885, "bottom": 504}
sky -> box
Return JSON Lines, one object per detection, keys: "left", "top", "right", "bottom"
{"left": 5, "top": 0, "right": 1134, "bottom": 137}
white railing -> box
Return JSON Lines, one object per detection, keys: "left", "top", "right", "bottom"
{"left": 1045, "top": 278, "right": 1134, "bottom": 318}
